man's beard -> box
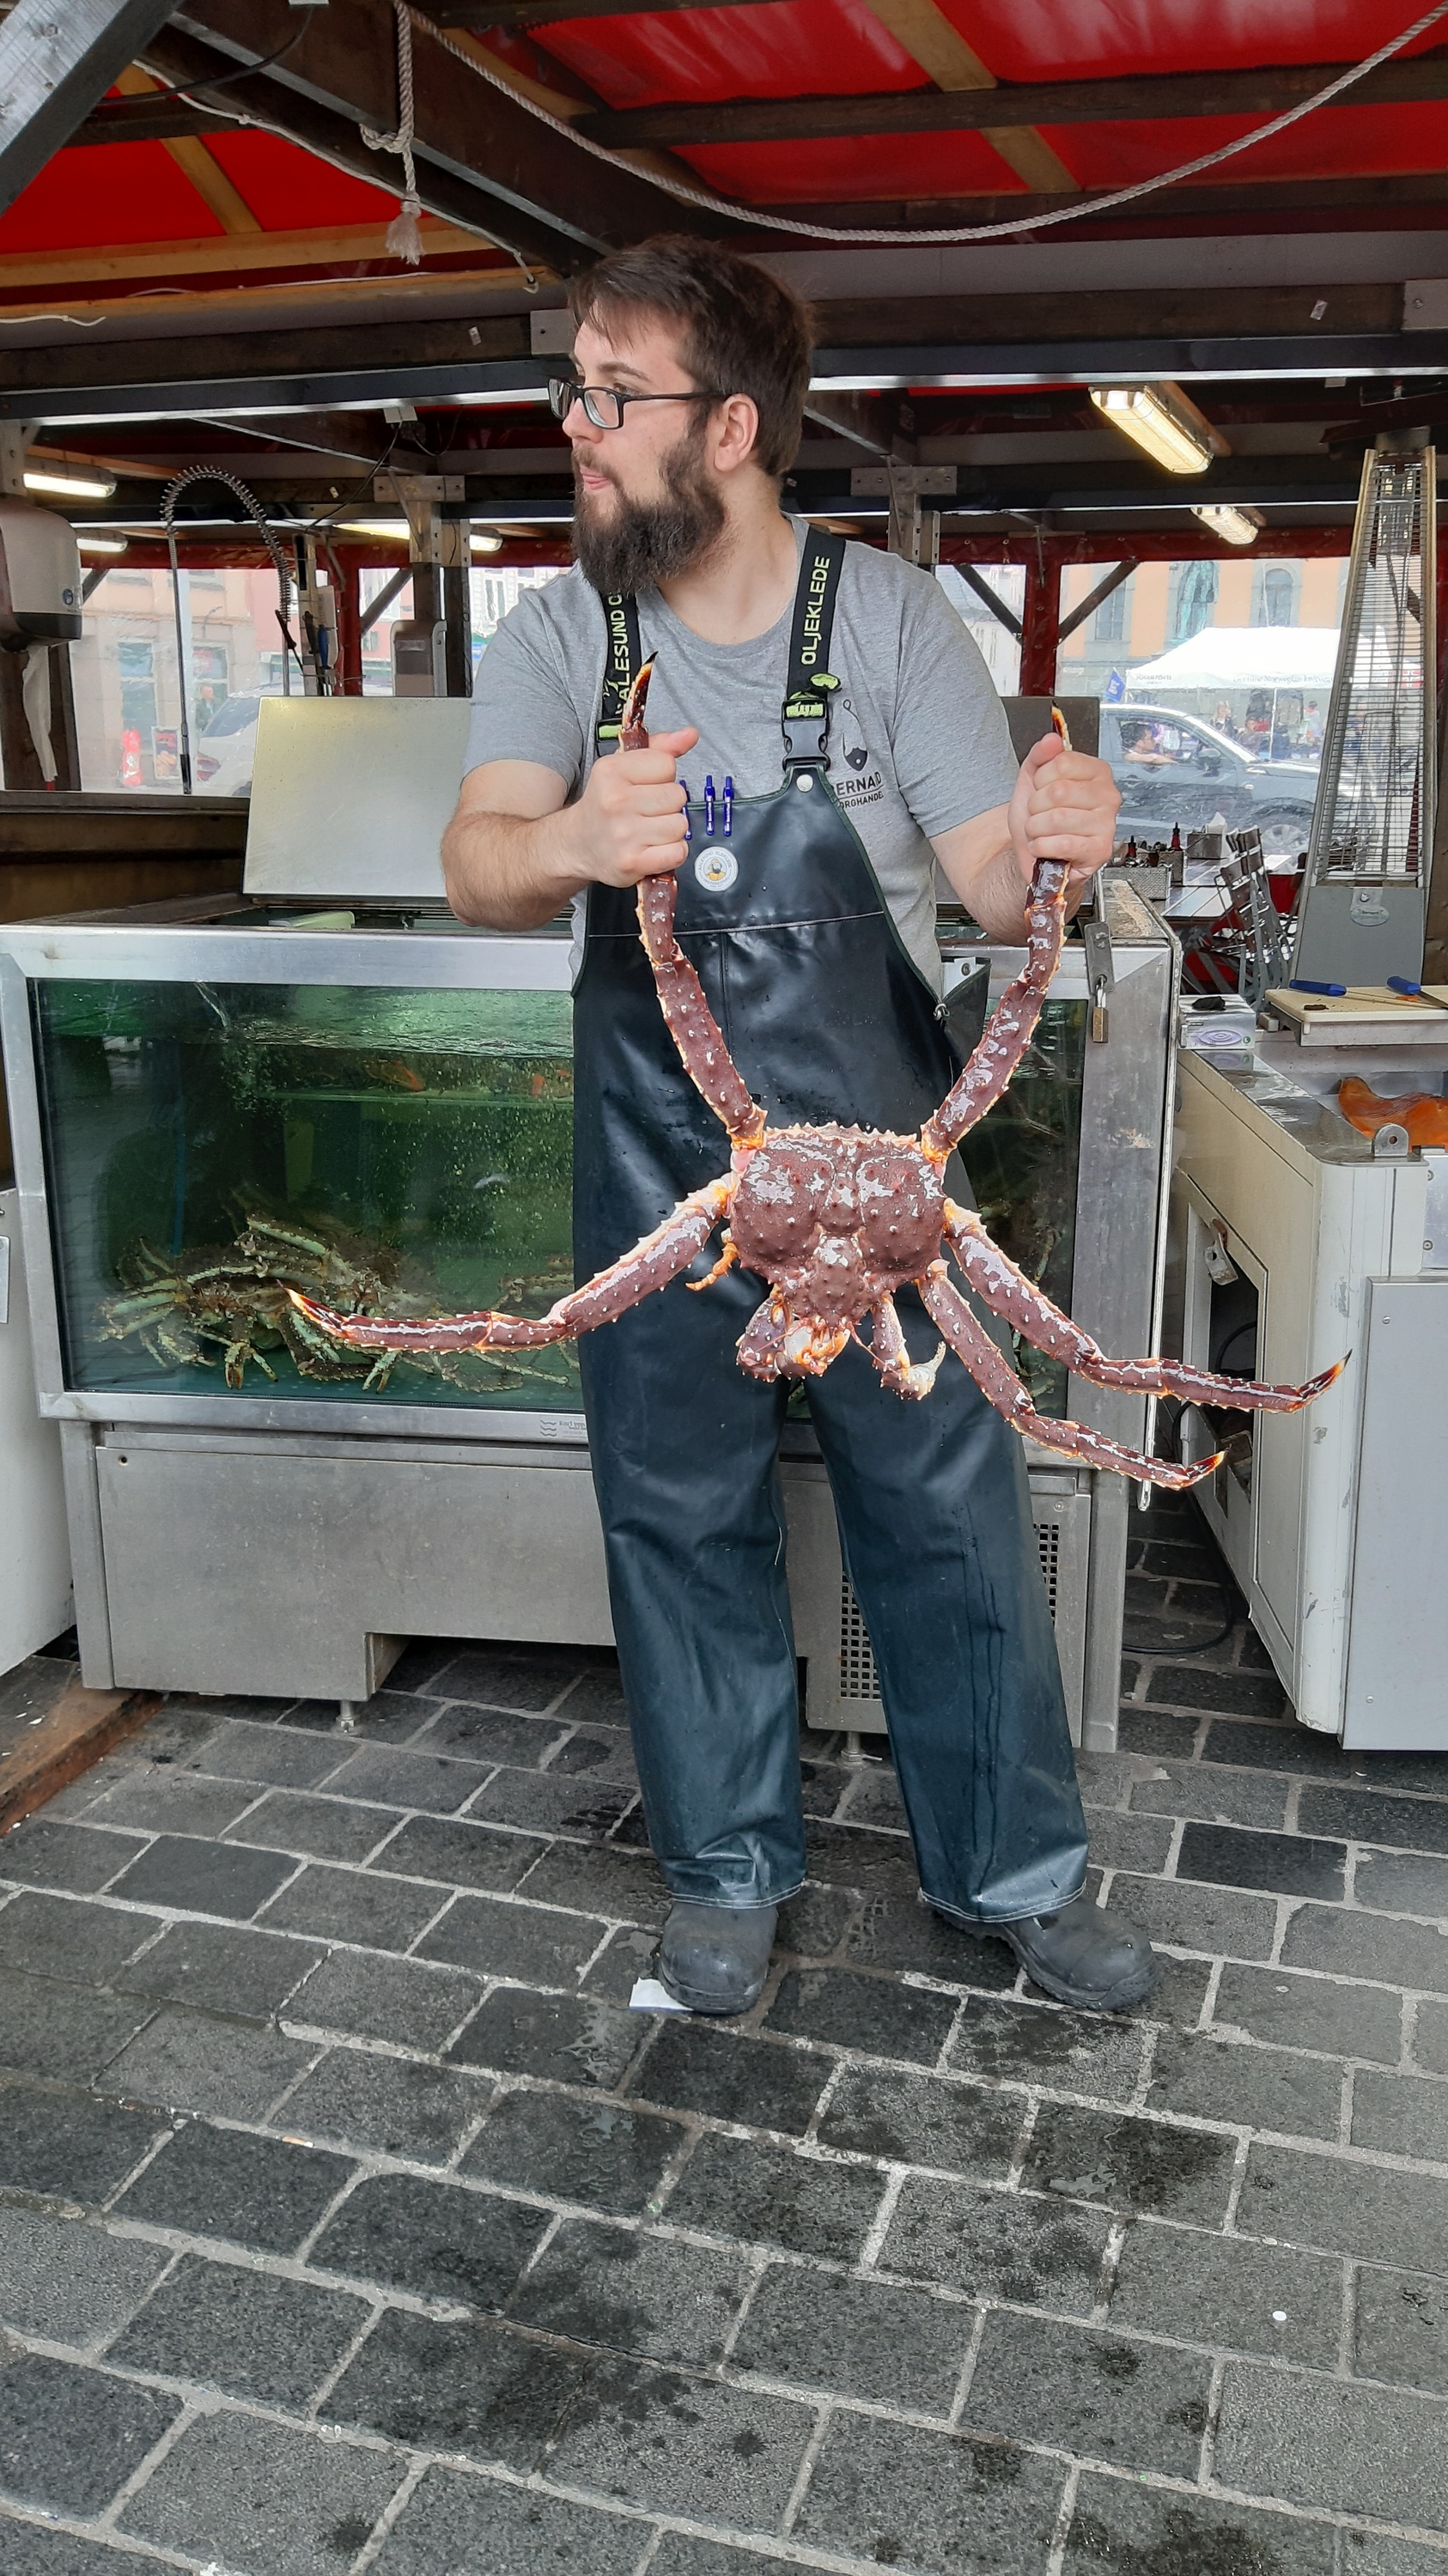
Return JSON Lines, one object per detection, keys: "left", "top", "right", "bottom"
{"left": 573, "top": 424, "right": 726, "bottom": 594}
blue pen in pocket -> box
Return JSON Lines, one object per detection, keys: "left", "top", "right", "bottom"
{"left": 704, "top": 775, "right": 715, "bottom": 835}
{"left": 722, "top": 776, "right": 734, "bottom": 836}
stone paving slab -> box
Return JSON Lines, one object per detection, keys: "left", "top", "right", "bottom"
{"left": 2, "top": 1487, "right": 1448, "bottom": 2572}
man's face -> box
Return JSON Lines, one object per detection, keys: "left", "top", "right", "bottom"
{"left": 565, "top": 313, "right": 727, "bottom": 593}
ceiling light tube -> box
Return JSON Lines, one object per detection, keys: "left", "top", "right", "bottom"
{"left": 76, "top": 532, "right": 129, "bottom": 555}
{"left": 1090, "top": 386, "right": 1214, "bottom": 476}
{"left": 24, "top": 466, "right": 118, "bottom": 501}
{"left": 470, "top": 530, "right": 503, "bottom": 555}
{"left": 1191, "top": 502, "right": 1263, "bottom": 546}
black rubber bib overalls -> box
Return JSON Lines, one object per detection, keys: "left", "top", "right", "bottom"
{"left": 573, "top": 532, "right": 1087, "bottom": 1922}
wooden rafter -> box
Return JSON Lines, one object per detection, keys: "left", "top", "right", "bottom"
{"left": 858, "top": 0, "right": 1077, "bottom": 195}
{"left": 0, "top": 220, "right": 500, "bottom": 291}
{"left": 158, "top": 0, "right": 723, "bottom": 258}
{"left": 113, "top": 65, "right": 261, "bottom": 233}
{"left": 582, "top": 44, "right": 1448, "bottom": 148}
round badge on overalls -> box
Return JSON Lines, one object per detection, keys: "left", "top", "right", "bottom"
{"left": 695, "top": 848, "right": 739, "bottom": 892}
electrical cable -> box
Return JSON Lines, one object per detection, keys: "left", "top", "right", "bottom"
{"left": 161, "top": 467, "right": 301, "bottom": 793}
{"left": 411, "top": 0, "right": 1448, "bottom": 247}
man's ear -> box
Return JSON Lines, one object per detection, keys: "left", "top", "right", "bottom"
{"left": 712, "top": 392, "right": 760, "bottom": 477}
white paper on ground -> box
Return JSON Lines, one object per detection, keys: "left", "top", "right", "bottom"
{"left": 630, "top": 1976, "right": 690, "bottom": 2014}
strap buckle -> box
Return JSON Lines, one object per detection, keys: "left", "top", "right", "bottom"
{"left": 781, "top": 673, "right": 839, "bottom": 769}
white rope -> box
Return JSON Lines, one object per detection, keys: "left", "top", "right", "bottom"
{"left": 411, "top": 0, "right": 1448, "bottom": 246}
{"left": 362, "top": 0, "right": 424, "bottom": 264}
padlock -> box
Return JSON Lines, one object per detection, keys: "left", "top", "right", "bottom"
{"left": 1204, "top": 1221, "right": 1238, "bottom": 1288}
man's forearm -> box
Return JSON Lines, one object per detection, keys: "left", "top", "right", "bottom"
{"left": 441, "top": 805, "right": 587, "bottom": 932}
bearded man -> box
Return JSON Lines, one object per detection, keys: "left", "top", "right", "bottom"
{"left": 442, "top": 238, "right": 1147, "bottom": 2018}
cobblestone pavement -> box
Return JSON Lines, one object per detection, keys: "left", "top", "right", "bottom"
{"left": 2, "top": 1492, "right": 1446, "bottom": 2574}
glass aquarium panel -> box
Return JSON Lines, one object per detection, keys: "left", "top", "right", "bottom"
{"left": 35, "top": 980, "right": 578, "bottom": 1411}
{"left": 958, "top": 996, "right": 1086, "bottom": 1419}
{"left": 32, "top": 975, "right": 1086, "bottom": 1422}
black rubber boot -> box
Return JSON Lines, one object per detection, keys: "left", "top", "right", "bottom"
{"left": 952, "top": 1894, "right": 1154, "bottom": 2012}
{"left": 660, "top": 1901, "right": 778, "bottom": 2015}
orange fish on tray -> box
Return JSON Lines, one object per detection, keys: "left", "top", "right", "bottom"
{"left": 1338, "top": 1076, "right": 1448, "bottom": 1149}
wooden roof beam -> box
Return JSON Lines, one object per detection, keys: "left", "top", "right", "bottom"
{"left": 0, "top": 0, "right": 180, "bottom": 213}
{"left": 583, "top": 44, "right": 1448, "bottom": 147}
{"left": 160, "top": 0, "right": 725, "bottom": 260}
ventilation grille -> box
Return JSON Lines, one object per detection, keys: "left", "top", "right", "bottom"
{"left": 837, "top": 1514, "right": 1062, "bottom": 1703}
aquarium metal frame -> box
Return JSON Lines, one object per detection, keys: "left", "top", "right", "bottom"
{"left": 0, "top": 898, "right": 1174, "bottom": 1454}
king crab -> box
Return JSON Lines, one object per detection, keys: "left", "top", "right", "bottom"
{"left": 293, "top": 672, "right": 1342, "bottom": 1488}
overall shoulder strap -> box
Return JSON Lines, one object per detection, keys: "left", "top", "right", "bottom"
{"left": 593, "top": 591, "right": 643, "bottom": 754}
{"left": 782, "top": 526, "right": 847, "bottom": 769}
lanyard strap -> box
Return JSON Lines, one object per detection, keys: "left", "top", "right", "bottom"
{"left": 782, "top": 526, "right": 846, "bottom": 768}
{"left": 593, "top": 591, "right": 644, "bottom": 753}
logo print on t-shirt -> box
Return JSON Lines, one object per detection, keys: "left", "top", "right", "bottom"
{"left": 837, "top": 696, "right": 870, "bottom": 773}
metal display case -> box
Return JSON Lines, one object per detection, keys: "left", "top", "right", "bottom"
{"left": 0, "top": 703, "right": 1177, "bottom": 1752}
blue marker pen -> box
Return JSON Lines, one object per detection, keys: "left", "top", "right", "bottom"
{"left": 704, "top": 775, "right": 715, "bottom": 835}
{"left": 1387, "top": 975, "right": 1424, "bottom": 995}
{"left": 1289, "top": 979, "right": 1347, "bottom": 996}
{"left": 722, "top": 776, "right": 734, "bottom": 836}
{"left": 678, "top": 780, "right": 691, "bottom": 841}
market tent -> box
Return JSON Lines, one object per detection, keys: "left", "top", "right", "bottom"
{"left": 1126, "top": 629, "right": 1342, "bottom": 693}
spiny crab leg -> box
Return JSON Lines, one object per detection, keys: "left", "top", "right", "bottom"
{"left": 866, "top": 1292, "right": 947, "bottom": 1400}
{"left": 916, "top": 1260, "right": 1224, "bottom": 1491}
{"left": 921, "top": 855, "right": 1071, "bottom": 1161}
{"left": 622, "top": 658, "right": 767, "bottom": 1151}
{"left": 289, "top": 1178, "right": 735, "bottom": 1356}
{"left": 942, "top": 1204, "right": 1348, "bottom": 1415}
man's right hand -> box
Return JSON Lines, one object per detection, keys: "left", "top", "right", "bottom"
{"left": 442, "top": 729, "right": 702, "bottom": 932}
{"left": 560, "top": 725, "right": 699, "bottom": 887}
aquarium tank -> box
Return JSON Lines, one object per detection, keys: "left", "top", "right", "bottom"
{"left": 32, "top": 975, "right": 1084, "bottom": 1421}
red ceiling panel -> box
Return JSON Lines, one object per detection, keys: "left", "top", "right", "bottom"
{"left": 934, "top": 0, "right": 1448, "bottom": 82}
{"left": 1043, "top": 96, "right": 1448, "bottom": 187}
{"left": 538, "top": 0, "right": 926, "bottom": 107}
{"left": 201, "top": 132, "right": 400, "bottom": 229}
{"left": 0, "top": 142, "right": 226, "bottom": 252}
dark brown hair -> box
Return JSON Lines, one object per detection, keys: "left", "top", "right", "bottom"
{"left": 568, "top": 236, "right": 814, "bottom": 479}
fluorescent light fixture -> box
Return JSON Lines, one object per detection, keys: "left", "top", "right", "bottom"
{"left": 76, "top": 532, "right": 129, "bottom": 555}
{"left": 24, "top": 465, "right": 117, "bottom": 501}
{"left": 1090, "top": 385, "right": 1214, "bottom": 475}
{"left": 339, "top": 519, "right": 505, "bottom": 554}
{"left": 1192, "top": 502, "right": 1263, "bottom": 546}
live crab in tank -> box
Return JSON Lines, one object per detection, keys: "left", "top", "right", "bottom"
{"left": 293, "top": 673, "right": 1344, "bottom": 1489}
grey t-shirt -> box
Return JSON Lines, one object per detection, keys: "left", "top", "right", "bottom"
{"left": 461, "top": 520, "right": 1019, "bottom": 988}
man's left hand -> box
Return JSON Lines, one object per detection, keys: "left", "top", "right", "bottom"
{"left": 1007, "top": 732, "right": 1121, "bottom": 890}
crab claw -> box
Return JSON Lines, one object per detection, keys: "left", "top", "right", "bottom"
{"left": 620, "top": 655, "right": 654, "bottom": 748}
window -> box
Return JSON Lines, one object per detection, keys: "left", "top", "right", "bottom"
{"left": 116, "top": 639, "right": 156, "bottom": 741}
{"left": 1255, "top": 562, "right": 1299, "bottom": 627}
{"left": 1169, "top": 560, "right": 1218, "bottom": 644}
{"left": 1092, "top": 576, "right": 1129, "bottom": 642}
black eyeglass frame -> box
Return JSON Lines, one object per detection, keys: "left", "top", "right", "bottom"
{"left": 547, "top": 376, "right": 731, "bottom": 429}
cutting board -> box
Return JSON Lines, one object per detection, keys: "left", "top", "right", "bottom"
{"left": 1265, "top": 985, "right": 1448, "bottom": 1042}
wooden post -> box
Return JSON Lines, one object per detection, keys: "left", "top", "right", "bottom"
{"left": 1018, "top": 544, "right": 1062, "bottom": 697}
{"left": 332, "top": 548, "right": 364, "bottom": 695}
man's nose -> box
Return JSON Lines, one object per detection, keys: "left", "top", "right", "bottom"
{"left": 564, "top": 399, "right": 602, "bottom": 448}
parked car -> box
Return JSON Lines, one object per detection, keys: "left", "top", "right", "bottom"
{"left": 1103, "top": 702, "right": 1319, "bottom": 856}
{"left": 193, "top": 689, "right": 280, "bottom": 795}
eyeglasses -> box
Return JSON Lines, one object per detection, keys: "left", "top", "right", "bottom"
{"left": 547, "top": 377, "right": 728, "bottom": 430}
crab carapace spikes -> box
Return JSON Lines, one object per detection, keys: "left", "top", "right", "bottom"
{"left": 942, "top": 1203, "right": 1348, "bottom": 1415}
{"left": 619, "top": 653, "right": 767, "bottom": 1150}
